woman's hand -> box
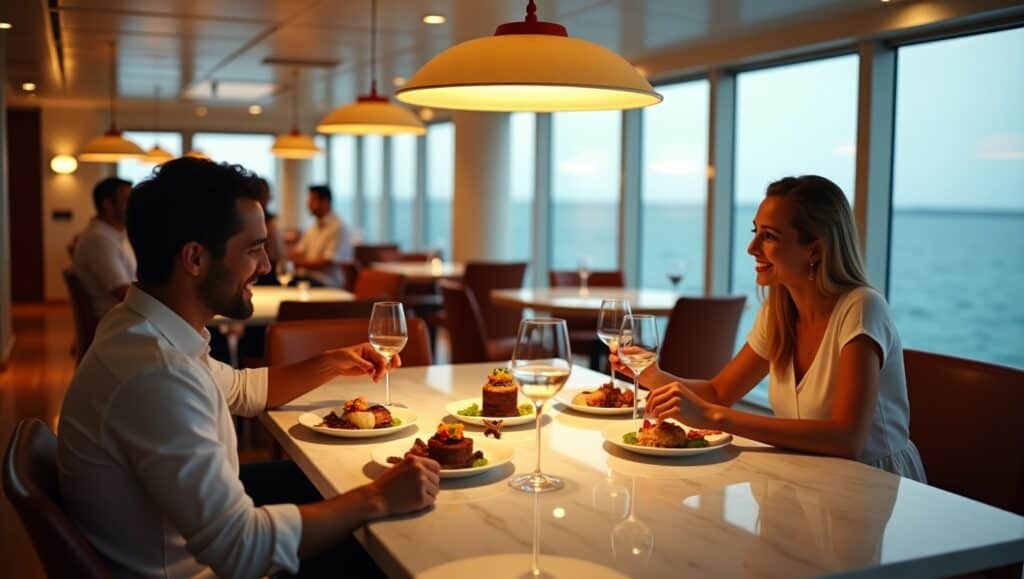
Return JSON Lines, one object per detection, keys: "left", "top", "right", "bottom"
{"left": 646, "top": 381, "right": 715, "bottom": 429}
{"left": 323, "top": 343, "right": 402, "bottom": 382}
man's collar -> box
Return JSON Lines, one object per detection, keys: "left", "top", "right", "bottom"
{"left": 123, "top": 285, "right": 210, "bottom": 358}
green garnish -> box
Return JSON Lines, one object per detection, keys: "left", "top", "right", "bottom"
{"left": 457, "top": 402, "right": 482, "bottom": 417}
{"left": 622, "top": 432, "right": 639, "bottom": 445}
{"left": 471, "top": 457, "right": 489, "bottom": 468}
{"left": 518, "top": 404, "right": 534, "bottom": 416}
{"left": 685, "top": 439, "right": 708, "bottom": 448}
{"left": 390, "top": 417, "right": 402, "bottom": 427}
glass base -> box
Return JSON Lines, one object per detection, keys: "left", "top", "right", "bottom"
{"left": 509, "top": 472, "right": 564, "bottom": 493}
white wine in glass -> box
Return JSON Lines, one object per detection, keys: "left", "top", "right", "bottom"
{"left": 619, "top": 314, "right": 660, "bottom": 419}
{"left": 369, "top": 302, "right": 408, "bottom": 407}
{"left": 276, "top": 259, "right": 295, "bottom": 287}
{"left": 509, "top": 318, "right": 571, "bottom": 493}
{"left": 597, "top": 298, "right": 632, "bottom": 388}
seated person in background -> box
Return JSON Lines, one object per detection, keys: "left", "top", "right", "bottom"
{"left": 71, "top": 177, "right": 136, "bottom": 318}
{"left": 613, "top": 175, "right": 925, "bottom": 482}
{"left": 58, "top": 158, "right": 439, "bottom": 578}
{"left": 290, "top": 184, "right": 352, "bottom": 287}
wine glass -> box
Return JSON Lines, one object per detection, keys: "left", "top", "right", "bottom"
{"left": 509, "top": 318, "right": 572, "bottom": 493}
{"left": 618, "top": 314, "right": 660, "bottom": 420}
{"left": 666, "top": 259, "right": 686, "bottom": 291}
{"left": 368, "top": 302, "right": 408, "bottom": 407}
{"left": 275, "top": 259, "right": 295, "bottom": 288}
{"left": 577, "top": 257, "right": 591, "bottom": 294}
{"left": 611, "top": 477, "right": 655, "bottom": 569}
{"left": 597, "top": 299, "right": 632, "bottom": 388}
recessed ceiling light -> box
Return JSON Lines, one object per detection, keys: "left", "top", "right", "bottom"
{"left": 0, "top": 22, "right": 12, "bottom": 30}
{"left": 422, "top": 14, "right": 446, "bottom": 25}
{"left": 195, "top": 106, "right": 209, "bottom": 117}
{"left": 392, "top": 76, "right": 406, "bottom": 87}
{"left": 248, "top": 105, "right": 263, "bottom": 115}
{"left": 21, "top": 82, "right": 36, "bottom": 91}
{"left": 418, "top": 107, "right": 435, "bottom": 121}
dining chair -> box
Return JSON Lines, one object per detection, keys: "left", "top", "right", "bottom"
{"left": 353, "top": 270, "right": 406, "bottom": 300}
{"left": 336, "top": 260, "right": 361, "bottom": 293}
{"left": 461, "top": 261, "right": 528, "bottom": 340}
{"left": 353, "top": 243, "right": 400, "bottom": 268}
{"left": 439, "top": 280, "right": 516, "bottom": 364}
{"left": 62, "top": 269, "right": 99, "bottom": 363}
{"left": 548, "top": 270, "right": 625, "bottom": 288}
{"left": 266, "top": 317, "right": 432, "bottom": 367}
{"left": 659, "top": 295, "right": 747, "bottom": 380}
{"left": 276, "top": 299, "right": 378, "bottom": 322}
{"left": 2, "top": 419, "right": 112, "bottom": 579}
{"left": 548, "top": 269, "right": 626, "bottom": 368}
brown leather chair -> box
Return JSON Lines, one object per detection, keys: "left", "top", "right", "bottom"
{"left": 3, "top": 419, "right": 112, "bottom": 578}
{"left": 353, "top": 243, "right": 400, "bottom": 268}
{"left": 337, "top": 260, "right": 361, "bottom": 293}
{"left": 353, "top": 270, "right": 406, "bottom": 300}
{"left": 440, "top": 281, "right": 516, "bottom": 363}
{"left": 659, "top": 295, "right": 747, "bottom": 380}
{"left": 549, "top": 270, "right": 626, "bottom": 368}
{"left": 63, "top": 269, "right": 100, "bottom": 362}
{"left": 462, "top": 261, "right": 528, "bottom": 340}
{"left": 266, "top": 317, "right": 432, "bottom": 367}
{"left": 276, "top": 299, "right": 378, "bottom": 322}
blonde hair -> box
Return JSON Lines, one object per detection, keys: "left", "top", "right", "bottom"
{"left": 760, "top": 176, "right": 870, "bottom": 366}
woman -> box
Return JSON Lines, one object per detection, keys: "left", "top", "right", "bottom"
{"left": 615, "top": 175, "right": 925, "bottom": 480}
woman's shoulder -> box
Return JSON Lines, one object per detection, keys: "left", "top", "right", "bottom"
{"left": 840, "top": 285, "right": 889, "bottom": 311}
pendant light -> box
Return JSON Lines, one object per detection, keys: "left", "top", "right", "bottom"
{"left": 316, "top": 0, "right": 425, "bottom": 136}
{"left": 79, "top": 41, "right": 145, "bottom": 162}
{"left": 141, "top": 87, "right": 174, "bottom": 164}
{"left": 395, "top": 0, "right": 662, "bottom": 112}
{"left": 272, "top": 69, "right": 323, "bottom": 158}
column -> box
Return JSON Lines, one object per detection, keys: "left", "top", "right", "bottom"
{"left": 451, "top": 111, "right": 511, "bottom": 261}
{"left": 277, "top": 158, "right": 310, "bottom": 232}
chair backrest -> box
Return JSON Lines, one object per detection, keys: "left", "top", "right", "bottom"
{"left": 266, "top": 317, "right": 432, "bottom": 367}
{"left": 549, "top": 270, "right": 625, "bottom": 288}
{"left": 62, "top": 269, "right": 99, "bottom": 361}
{"left": 337, "top": 261, "right": 360, "bottom": 293}
{"left": 462, "top": 261, "right": 528, "bottom": 339}
{"left": 276, "top": 299, "right": 378, "bottom": 322}
{"left": 439, "top": 280, "right": 491, "bottom": 364}
{"left": 353, "top": 270, "right": 406, "bottom": 300}
{"left": 904, "top": 349, "right": 1024, "bottom": 516}
{"left": 2, "top": 419, "right": 112, "bottom": 579}
{"left": 353, "top": 244, "right": 400, "bottom": 268}
{"left": 659, "top": 295, "right": 747, "bottom": 380}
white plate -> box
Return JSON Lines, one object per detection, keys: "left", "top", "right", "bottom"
{"left": 371, "top": 437, "right": 514, "bottom": 479}
{"left": 444, "top": 397, "right": 535, "bottom": 427}
{"left": 298, "top": 405, "right": 417, "bottom": 439}
{"left": 602, "top": 419, "right": 732, "bottom": 457}
{"left": 557, "top": 382, "right": 646, "bottom": 415}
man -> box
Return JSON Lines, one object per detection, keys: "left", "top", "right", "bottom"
{"left": 290, "top": 185, "right": 352, "bottom": 287}
{"left": 71, "top": 177, "right": 136, "bottom": 318}
{"left": 57, "top": 158, "right": 439, "bottom": 578}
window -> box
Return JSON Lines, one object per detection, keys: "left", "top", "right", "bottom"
{"left": 310, "top": 134, "right": 328, "bottom": 185}
{"left": 329, "top": 135, "right": 357, "bottom": 239}
{"left": 890, "top": 27, "right": 1024, "bottom": 369}
{"left": 426, "top": 122, "right": 454, "bottom": 259}
{"left": 508, "top": 113, "right": 536, "bottom": 261}
{"left": 361, "top": 135, "right": 384, "bottom": 243}
{"left": 640, "top": 80, "right": 709, "bottom": 293}
{"left": 391, "top": 135, "right": 418, "bottom": 250}
{"left": 732, "top": 55, "right": 859, "bottom": 402}
{"left": 191, "top": 132, "right": 276, "bottom": 183}
{"left": 551, "top": 111, "right": 621, "bottom": 271}
{"left": 116, "top": 131, "right": 183, "bottom": 185}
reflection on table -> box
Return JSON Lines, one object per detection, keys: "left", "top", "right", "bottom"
{"left": 369, "top": 261, "right": 465, "bottom": 283}
{"left": 491, "top": 288, "right": 680, "bottom": 317}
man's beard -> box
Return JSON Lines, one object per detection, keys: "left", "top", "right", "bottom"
{"left": 199, "top": 259, "right": 254, "bottom": 320}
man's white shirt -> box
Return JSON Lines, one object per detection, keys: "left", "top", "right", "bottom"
{"left": 57, "top": 286, "right": 302, "bottom": 578}
{"left": 294, "top": 212, "right": 351, "bottom": 286}
{"left": 72, "top": 218, "right": 137, "bottom": 318}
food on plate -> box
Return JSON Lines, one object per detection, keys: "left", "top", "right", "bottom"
{"left": 622, "top": 419, "right": 722, "bottom": 448}
{"left": 482, "top": 367, "right": 520, "bottom": 417}
{"left": 388, "top": 423, "right": 487, "bottom": 469}
{"left": 572, "top": 382, "right": 635, "bottom": 408}
{"left": 318, "top": 396, "right": 401, "bottom": 430}
{"left": 482, "top": 419, "right": 504, "bottom": 439}
{"left": 456, "top": 401, "right": 533, "bottom": 417}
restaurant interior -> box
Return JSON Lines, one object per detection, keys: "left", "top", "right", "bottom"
{"left": 1, "top": 1, "right": 1022, "bottom": 577}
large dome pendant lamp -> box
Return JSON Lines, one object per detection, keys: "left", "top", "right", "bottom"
{"left": 79, "top": 41, "right": 145, "bottom": 162}
{"left": 272, "top": 69, "right": 323, "bottom": 159}
{"left": 396, "top": 0, "right": 662, "bottom": 112}
{"left": 141, "top": 87, "right": 174, "bottom": 164}
{"left": 316, "top": 0, "right": 425, "bottom": 136}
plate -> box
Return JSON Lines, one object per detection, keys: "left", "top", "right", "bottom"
{"left": 557, "top": 382, "right": 646, "bottom": 416}
{"left": 371, "top": 437, "right": 514, "bottom": 479}
{"left": 444, "top": 397, "right": 535, "bottom": 427}
{"left": 602, "top": 419, "right": 732, "bottom": 457}
{"left": 298, "top": 405, "right": 417, "bottom": 439}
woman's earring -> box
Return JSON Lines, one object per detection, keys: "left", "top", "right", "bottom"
{"left": 808, "top": 261, "right": 816, "bottom": 280}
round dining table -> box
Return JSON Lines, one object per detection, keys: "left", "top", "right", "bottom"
{"left": 368, "top": 261, "right": 465, "bottom": 283}
{"left": 212, "top": 285, "right": 354, "bottom": 326}
{"left": 490, "top": 287, "right": 680, "bottom": 317}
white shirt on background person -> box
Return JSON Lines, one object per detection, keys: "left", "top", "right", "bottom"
{"left": 294, "top": 211, "right": 351, "bottom": 286}
{"left": 71, "top": 218, "right": 137, "bottom": 318}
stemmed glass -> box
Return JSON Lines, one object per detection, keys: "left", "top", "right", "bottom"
{"left": 509, "top": 318, "right": 572, "bottom": 493}
{"left": 597, "top": 299, "right": 632, "bottom": 388}
{"left": 275, "top": 259, "right": 295, "bottom": 287}
{"left": 666, "top": 259, "right": 686, "bottom": 291}
{"left": 368, "top": 302, "right": 408, "bottom": 407}
{"left": 577, "top": 257, "right": 591, "bottom": 294}
{"left": 611, "top": 476, "right": 655, "bottom": 569}
{"left": 618, "top": 314, "right": 660, "bottom": 420}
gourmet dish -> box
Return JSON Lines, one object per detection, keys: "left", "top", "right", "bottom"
{"left": 317, "top": 397, "right": 400, "bottom": 430}
{"left": 456, "top": 368, "right": 533, "bottom": 418}
{"left": 571, "top": 382, "right": 635, "bottom": 408}
{"left": 390, "top": 423, "right": 487, "bottom": 469}
{"left": 623, "top": 419, "right": 722, "bottom": 449}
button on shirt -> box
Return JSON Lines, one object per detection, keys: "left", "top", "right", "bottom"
{"left": 57, "top": 286, "right": 302, "bottom": 578}
{"left": 295, "top": 212, "right": 352, "bottom": 286}
{"left": 72, "top": 218, "right": 137, "bottom": 318}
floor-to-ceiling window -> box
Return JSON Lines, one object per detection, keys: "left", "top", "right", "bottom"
{"left": 426, "top": 122, "right": 454, "bottom": 259}
{"left": 116, "top": 131, "right": 183, "bottom": 185}
{"left": 508, "top": 113, "right": 536, "bottom": 262}
{"left": 361, "top": 135, "right": 383, "bottom": 243}
{"left": 890, "top": 27, "right": 1024, "bottom": 369}
{"left": 192, "top": 132, "right": 278, "bottom": 215}
{"left": 640, "top": 80, "right": 709, "bottom": 294}
{"left": 391, "top": 135, "right": 417, "bottom": 250}
{"left": 551, "top": 111, "right": 621, "bottom": 271}
{"left": 329, "top": 135, "right": 357, "bottom": 239}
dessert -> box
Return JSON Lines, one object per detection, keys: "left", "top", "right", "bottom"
{"left": 622, "top": 419, "right": 722, "bottom": 448}
{"left": 391, "top": 423, "right": 486, "bottom": 469}
{"left": 482, "top": 368, "right": 519, "bottom": 417}
{"left": 318, "top": 397, "right": 399, "bottom": 430}
{"left": 572, "top": 382, "right": 635, "bottom": 408}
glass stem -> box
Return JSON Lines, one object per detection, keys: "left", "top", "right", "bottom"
{"left": 533, "top": 401, "right": 544, "bottom": 476}
{"left": 633, "top": 371, "right": 641, "bottom": 420}
{"left": 384, "top": 367, "right": 391, "bottom": 406}
{"left": 531, "top": 492, "right": 541, "bottom": 575}
{"left": 608, "top": 347, "right": 616, "bottom": 387}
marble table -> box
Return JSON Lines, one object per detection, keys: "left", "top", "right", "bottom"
{"left": 261, "top": 362, "right": 1024, "bottom": 579}
{"left": 370, "top": 261, "right": 466, "bottom": 283}
{"left": 212, "top": 286, "right": 353, "bottom": 326}
{"left": 491, "top": 287, "right": 681, "bottom": 317}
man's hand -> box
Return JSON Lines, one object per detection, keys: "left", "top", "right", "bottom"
{"left": 363, "top": 454, "right": 440, "bottom": 518}
{"left": 323, "top": 343, "right": 402, "bottom": 382}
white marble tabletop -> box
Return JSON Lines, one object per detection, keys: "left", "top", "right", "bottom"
{"left": 370, "top": 261, "right": 466, "bottom": 283}
{"left": 212, "top": 286, "right": 353, "bottom": 326}
{"left": 491, "top": 287, "right": 681, "bottom": 317}
{"left": 261, "top": 363, "right": 1024, "bottom": 578}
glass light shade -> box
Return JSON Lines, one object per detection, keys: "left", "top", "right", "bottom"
{"left": 50, "top": 155, "right": 78, "bottom": 174}
{"left": 396, "top": 34, "right": 662, "bottom": 112}
{"left": 78, "top": 130, "right": 145, "bottom": 162}
{"left": 271, "top": 131, "right": 323, "bottom": 159}
{"left": 316, "top": 95, "right": 426, "bottom": 136}
{"left": 141, "top": 145, "right": 174, "bottom": 164}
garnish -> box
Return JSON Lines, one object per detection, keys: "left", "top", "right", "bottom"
{"left": 457, "top": 402, "right": 482, "bottom": 417}
{"left": 391, "top": 417, "right": 402, "bottom": 427}
{"left": 487, "top": 367, "right": 514, "bottom": 384}
{"left": 622, "top": 432, "right": 639, "bottom": 445}
{"left": 483, "top": 419, "right": 504, "bottom": 439}
{"left": 471, "top": 457, "right": 489, "bottom": 468}
{"left": 434, "top": 422, "right": 465, "bottom": 441}
{"left": 685, "top": 439, "right": 709, "bottom": 448}
{"left": 343, "top": 396, "right": 369, "bottom": 413}
{"left": 518, "top": 403, "right": 534, "bottom": 416}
